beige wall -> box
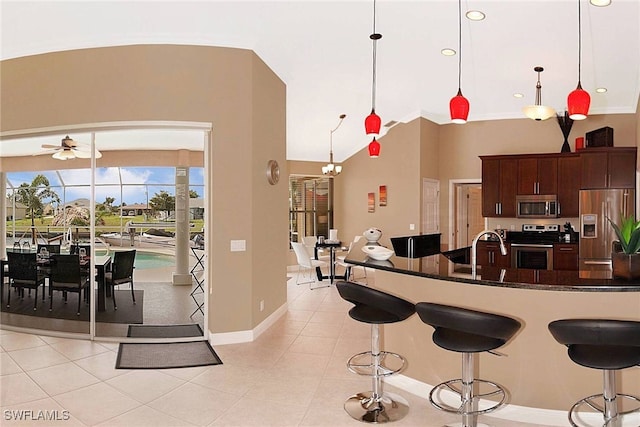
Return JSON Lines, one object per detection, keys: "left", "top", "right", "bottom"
{"left": 332, "top": 112, "right": 638, "bottom": 250}
{"left": 0, "top": 45, "right": 288, "bottom": 335}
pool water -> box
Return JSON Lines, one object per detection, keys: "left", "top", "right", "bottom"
{"left": 134, "top": 252, "right": 176, "bottom": 270}
{"left": 96, "top": 250, "right": 175, "bottom": 270}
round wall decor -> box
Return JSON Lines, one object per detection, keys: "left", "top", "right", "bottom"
{"left": 266, "top": 160, "right": 280, "bottom": 185}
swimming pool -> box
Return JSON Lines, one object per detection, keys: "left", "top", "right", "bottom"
{"left": 97, "top": 250, "right": 175, "bottom": 270}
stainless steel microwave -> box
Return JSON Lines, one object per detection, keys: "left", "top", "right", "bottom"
{"left": 516, "top": 195, "right": 558, "bottom": 218}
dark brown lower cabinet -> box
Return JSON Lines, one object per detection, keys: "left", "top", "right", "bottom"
{"left": 554, "top": 243, "right": 578, "bottom": 271}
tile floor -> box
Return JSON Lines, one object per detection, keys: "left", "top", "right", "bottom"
{"left": 2, "top": 271, "right": 559, "bottom": 426}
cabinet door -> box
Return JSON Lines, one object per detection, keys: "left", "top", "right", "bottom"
{"left": 518, "top": 158, "right": 538, "bottom": 195}
{"left": 476, "top": 241, "right": 491, "bottom": 266}
{"left": 482, "top": 159, "right": 501, "bottom": 217}
{"left": 581, "top": 151, "right": 608, "bottom": 189}
{"left": 608, "top": 150, "right": 636, "bottom": 188}
{"left": 557, "top": 155, "right": 580, "bottom": 217}
{"left": 537, "top": 157, "right": 557, "bottom": 194}
{"left": 554, "top": 243, "right": 578, "bottom": 271}
{"left": 499, "top": 159, "right": 518, "bottom": 217}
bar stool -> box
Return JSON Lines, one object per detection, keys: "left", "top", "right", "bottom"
{"left": 336, "top": 281, "right": 415, "bottom": 423}
{"left": 548, "top": 319, "right": 640, "bottom": 427}
{"left": 415, "top": 302, "right": 521, "bottom": 427}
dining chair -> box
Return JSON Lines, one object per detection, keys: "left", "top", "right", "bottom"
{"left": 49, "top": 254, "right": 90, "bottom": 316}
{"left": 105, "top": 250, "right": 136, "bottom": 309}
{"left": 6, "top": 251, "right": 46, "bottom": 310}
{"left": 337, "top": 236, "right": 368, "bottom": 284}
{"left": 37, "top": 244, "right": 62, "bottom": 255}
{"left": 291, "top": 242, "right": 328, "bottom": 289}
{"left": 302, "top": 235, "right": 330, "bottom": 261}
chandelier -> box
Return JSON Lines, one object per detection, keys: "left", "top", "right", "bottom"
{"left": 523, "top": 66, "right": 556, "bottom": 121}
{"left": 322, "top": 114, "right": 346, "bottom": 176}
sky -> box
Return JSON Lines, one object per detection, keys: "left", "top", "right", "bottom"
{"left": 6, "top": 167, "right": 205, "bottom": 206}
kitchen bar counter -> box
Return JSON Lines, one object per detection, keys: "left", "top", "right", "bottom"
{"left": 345, "top": 240, "right": 640, "bottom": 292}
{"left": 344, "top": 239, "right": 640, "bottom": 415}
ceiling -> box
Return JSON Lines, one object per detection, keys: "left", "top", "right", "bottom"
{"left": 1, "top": 1, "right": 639, "bottom": 163}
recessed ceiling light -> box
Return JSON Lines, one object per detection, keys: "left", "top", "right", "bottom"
{"left": 595, "top": 87, "right": 608, "bottom": 93}
{"left": 590, "top": 0, "right": 611, "bottom": 6}
{"left": 441, "top": 48, "right": 456, "bottom": 56}
{"left": 466, "top": 10, "right": 485, "bottom": 21}
{"left": 513, "top": 93, "right": 524, "bottom": 98}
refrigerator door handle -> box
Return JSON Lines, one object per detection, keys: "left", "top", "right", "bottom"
{"left": 583, "top": 260, "right": 612, "bottom": 265}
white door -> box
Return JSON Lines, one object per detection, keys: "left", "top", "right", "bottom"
{"left": 422, "top": 179, "right": 440, "bottom": 234}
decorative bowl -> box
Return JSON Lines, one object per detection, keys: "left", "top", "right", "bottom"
{"left": 362, "top": 245, "right": 394, "bottom": 261}
{"left": 363, "top": 228, "right": 382, "bottom": 243}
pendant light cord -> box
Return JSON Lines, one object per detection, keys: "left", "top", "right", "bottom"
{"left": 457, "top": 0, "right": 462, "bottom": 90}
{"left": 370, "top": 0, "right": 381, "bottom": 111}
{"left": 577, "top": 0, "right": 582, "bottom": 83}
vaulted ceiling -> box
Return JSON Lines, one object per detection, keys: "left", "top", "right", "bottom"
{"left": 1, "top": 1, "right": 638, "bottom": 162}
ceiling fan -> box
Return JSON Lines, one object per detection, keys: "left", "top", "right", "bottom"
{"left": 41, "top": 135, "right": 102, "bottom": 160}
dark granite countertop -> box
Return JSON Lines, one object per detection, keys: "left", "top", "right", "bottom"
{"left": 344, "top": 239, "right": 640, "bottom": 292}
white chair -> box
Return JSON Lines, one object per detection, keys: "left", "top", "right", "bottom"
{"left": 292, "top": 242, "right": 329, "bottom": 289}
{"left": 337, "top": 236, "right": 368, "bottom": 284}
{"left": 302, "top": 235, "right": 330, "bottom": 261}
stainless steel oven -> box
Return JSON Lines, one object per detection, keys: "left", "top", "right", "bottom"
{"left": 511, "top": 244, "right": 554, "bottom": 270}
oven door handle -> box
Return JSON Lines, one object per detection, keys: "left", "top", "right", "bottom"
{"left": 510, "top": 243, "right": 554, "bottom": 248}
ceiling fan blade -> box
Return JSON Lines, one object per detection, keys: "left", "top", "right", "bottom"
{"left": 41, "top": 144, "right": 61, "bottom": 149}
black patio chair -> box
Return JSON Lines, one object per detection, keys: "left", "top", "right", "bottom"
{"left": 6, "top": 251, "right": 46, "bottom": 310}
{"left": 49, "top": 254, "right": 89, "bottom": 316}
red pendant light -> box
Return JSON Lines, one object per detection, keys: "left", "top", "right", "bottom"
{"left": 368, "top": 137, "right": 380, "bottom": 158}
{"left": 567, "top": 0, "right": 590, "bottom": 120}
{"left": 450, "top": 0, "right": 469, "bottom": 124}
{"left": 365, "top": 109, "right": 381, "bottom": 135}
{"left": 450, "top": 89, "right": 470, "bottom": 124}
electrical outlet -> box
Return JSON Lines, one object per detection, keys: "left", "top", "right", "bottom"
{"left": 260, "top": 300, "right": 264, "bottom": 311}
{"left": 409, "top": 224, "right": 415, "bottom": 230}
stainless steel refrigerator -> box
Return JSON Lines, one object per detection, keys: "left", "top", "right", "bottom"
{"left": 579, "top": 189, "right": 635, "bottom": 278}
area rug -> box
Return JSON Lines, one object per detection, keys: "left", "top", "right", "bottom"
{"left": 115, "top": 341, "right": 222, "bottom": 369}
{"left": 127, "top": 324, "right": 203, "bottom": 338}
{"left": 1, "top": 289, "right": 143, "bottom": 324}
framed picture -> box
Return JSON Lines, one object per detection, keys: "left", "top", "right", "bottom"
{"left": 379, "top": 185, "right": 387, "bottom": 206}
{"left": 368, "top": 192, "right": 375, "bottom": 213}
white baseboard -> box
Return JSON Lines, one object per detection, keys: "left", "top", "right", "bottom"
{"left": 207, "top": 301, "right": 288, "bottom": 345}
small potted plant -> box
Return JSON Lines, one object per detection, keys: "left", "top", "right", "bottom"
{"left": 607, "top": 214, "right": 640, "bottom": 280}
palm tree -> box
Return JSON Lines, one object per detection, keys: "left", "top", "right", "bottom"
{"left": 15, "top": 174, "right": 60, "bottom": 243}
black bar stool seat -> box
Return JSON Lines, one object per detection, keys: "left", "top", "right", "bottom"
{"left": 549, "top": 319, "right": 640, "bottom": 427}
{"left": 336, "top": 281, "right": 415, "bottom": 423}
{"left": 416, "top": 302, "right": 521, "bottom": 427}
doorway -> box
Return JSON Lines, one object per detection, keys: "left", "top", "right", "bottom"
{"left": 1, "top": 122, "right": 209, "bottom": 341}
{"left": 449, "top": 181, "right": 483, "bottom": 274}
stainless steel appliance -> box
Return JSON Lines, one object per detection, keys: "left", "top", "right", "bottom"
{"left": 579, "top": 189, "right": 635, "bottom": 278}
{"left": 516, "top": 195, "right": 558, "bottom": 218}
{"left": 510, "top": 224, "right": 559, "bottom": 270}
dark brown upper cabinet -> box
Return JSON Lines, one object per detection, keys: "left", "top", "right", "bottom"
{"left": 481, "top": 157, "right": 517, "bottom": 217}
{"left": 581, "top": 147, "right": 637, "bottom": 189}
{"left": 518, "top": 157, "right": 558, "bottom": 195}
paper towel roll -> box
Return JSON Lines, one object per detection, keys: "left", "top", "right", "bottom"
{"left": 329, "top": 229, "right": 338, "bottom": 241}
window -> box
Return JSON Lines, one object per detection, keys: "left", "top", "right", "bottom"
{"left": 289, "top": 176, "right": 333, "bottom": 243}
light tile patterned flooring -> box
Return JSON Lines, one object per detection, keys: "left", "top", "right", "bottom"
{"left": 1, "top": 272, "right": 558, "bottom": 426}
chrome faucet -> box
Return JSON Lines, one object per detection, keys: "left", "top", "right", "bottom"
{"left": 471, "top": 230, "right": 508, "bottom": 280}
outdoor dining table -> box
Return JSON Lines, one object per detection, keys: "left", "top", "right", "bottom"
{"left": 2, "top": 250, "right": 112, "bottom": 312}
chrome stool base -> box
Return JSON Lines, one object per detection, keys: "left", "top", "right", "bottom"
{"left": 568, "top": 393, "right": 640, "bottom": 427}
{"left": 344, "top": 391, "right": 409, "bottom": 424}
{"left": 347, "top": 350, "right": 406, "bottom": 377}
{"left": 429, "top": 378, "right": 507, "bottom": 415}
